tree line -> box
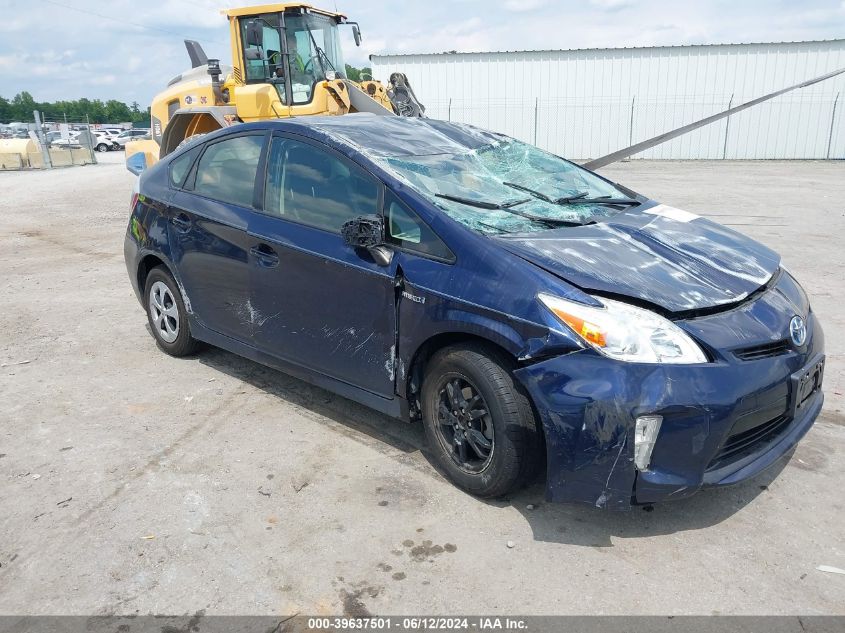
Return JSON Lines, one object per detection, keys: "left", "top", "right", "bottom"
{"left": 0, "top": 92, "right": 151, "bottom": 125}
{"left": 1, "top": 67, "right": 372, "bottom": 125}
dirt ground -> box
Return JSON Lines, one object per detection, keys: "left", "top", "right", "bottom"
{"left": 1, "top": 152, "right": 844, "bottom": 615}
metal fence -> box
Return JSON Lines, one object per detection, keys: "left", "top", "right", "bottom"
{"left": 0, "top": 111, "right": 98, "bottom": 170}
{"left": 419, "top": 93, "right": 843, "bottom": 161}
{"left": 373, "top": 40, "right": 845, "bottom": 160}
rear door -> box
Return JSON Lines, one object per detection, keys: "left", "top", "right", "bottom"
{"left": 247, "top": 133, "right": 398, "bottom": 397}
{"left": 167, "top": 132, "right": 268, "bottom": 342}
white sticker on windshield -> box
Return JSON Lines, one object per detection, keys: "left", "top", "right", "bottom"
{"left": 643, "top": 204, "right": 699, "bottom": 223}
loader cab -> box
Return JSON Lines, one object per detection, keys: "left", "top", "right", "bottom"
{"left": 234, "top": 5, "right": 349, "bottom": 106}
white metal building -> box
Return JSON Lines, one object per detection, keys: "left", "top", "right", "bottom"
{"left": 371, "top": 40, "right": 845, "bottom": 160}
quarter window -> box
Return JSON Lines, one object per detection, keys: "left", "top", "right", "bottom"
{"left": 264, "top": 137, "right": 379, "bottom": 232}
{"left": 385, "top": 191, "right": 453, "bottom": 261}
{"left": 168, "top": 145, "right": 201, "bottom": 188}
{"left": 193, "top": 135, "right": 264, "bottom": 208}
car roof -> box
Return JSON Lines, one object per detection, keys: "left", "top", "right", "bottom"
{"left": 237, "top": 114, "right": 509, "bottom": 159}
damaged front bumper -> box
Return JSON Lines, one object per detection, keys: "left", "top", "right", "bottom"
{"left": 513, "top": 312, "right": 824, "bottom": 510}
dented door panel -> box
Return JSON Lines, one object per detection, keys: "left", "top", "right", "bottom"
{"left": 248, "top": 214, "right": 399, "bottom": 398}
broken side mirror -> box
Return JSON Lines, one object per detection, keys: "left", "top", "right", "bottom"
{"left": 341, "top": 214, "right": 392, "bottom": 266}
{"left": 342, "top": 214, "right": 383, "bottom": 248}
{"left": 245, "top": 20, "right": 264, "bottom": 48}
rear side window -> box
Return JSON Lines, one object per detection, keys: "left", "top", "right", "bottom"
{"left": 193, "top": 135, "right": 264, "bottom": 208}
{"left": 264, "top": 137, "right": 380, "bottom": 232}
{"left": 168, "top": 145, "right": 201, "bottom": 188}
{"left": 385, "top": 191, "right": 453, "bottom": 261}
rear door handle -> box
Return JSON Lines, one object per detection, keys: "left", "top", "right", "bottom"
{"left": 171, "top": 213, "right": 191, "bottom": 232}
{"left": 250, "top": 244, "right": 280, "bottom": 268}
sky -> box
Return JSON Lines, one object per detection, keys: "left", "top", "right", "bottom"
{"left": 1, "top": 0, "right": 844, "bottom": 105}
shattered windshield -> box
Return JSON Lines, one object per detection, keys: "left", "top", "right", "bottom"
{"left": 379, "top": 140, "right": 635, "bottom": 234}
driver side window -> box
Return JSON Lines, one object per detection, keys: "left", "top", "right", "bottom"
{"left": 263, "top": 137, "right": 380, "bottom": 232}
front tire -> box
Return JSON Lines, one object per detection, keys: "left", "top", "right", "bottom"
{"left": 144, "top": 266, "right": 200, "bottom": 357}
{"left": 95, "top": 143, "right": 109, "bottom": 152}
{"left": 421, "top": 343, "right": 540, "bottom": 498}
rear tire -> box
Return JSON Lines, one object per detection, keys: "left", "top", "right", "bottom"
{"left": 95, "top": 143, "right": 109, "bottom": 152}
{"left": 420, "top": 343, "right": 541, "bottom": 498}
{"left": 144, "top": 266, "right": 200, "bottom": 357}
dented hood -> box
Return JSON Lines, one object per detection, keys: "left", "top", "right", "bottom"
{"left": 496, "top": 204, "right": 780, "bottom": 313}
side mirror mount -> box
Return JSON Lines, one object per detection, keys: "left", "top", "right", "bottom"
{"left": 245, "top": 20, "right": 264, "bottom": 48}
{"left": 341, "top": 214, "right": 392, "bottom": 265}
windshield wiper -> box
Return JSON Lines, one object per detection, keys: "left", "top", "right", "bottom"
{"left": 302, "top": 23, "right": 336, "bottom": 74}
{"left": 558, "top": 195, "right": 640, "bottom": 206}
{"left": 502, "top": 182, "right": 556, "bottom": 203}
{"left": 504, "top": 182, "right": 634, "bottom": 206}
{"left": 504, "top": 182, "right": 592, "bottom": 204}
{"left": 503, "top": 182, "right": 638, "bottom": 207}
{"left": 435, "top": 193, "right": 593, "bottom": 228}
{"left": 435, "top": 193, "right": 530, "bottom": 209}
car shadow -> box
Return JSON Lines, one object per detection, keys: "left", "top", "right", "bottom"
{"left": 192, "top": 345, "right": 789, "bottom": 547}
{"left": 489, "top": 457, "right": 788, "bottom": 547}
{"left": 196, "top": 346, "right": 428, "bottom": 456}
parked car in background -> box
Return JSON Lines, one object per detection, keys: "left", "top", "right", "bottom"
{"left": 50, "top": 131, "right": 81, "bottom": 148}
{"left": 114, "top": 129, "right": 151, "bottom": 147}
{"left": 94, "top": 130, "right": 120, "bottom": 152}
{"left": 124, "top": 115, "right": 824, "bottom": 509}
{"left": 50, "top": 129, "right": 114, "bottom": 151}
{"left": 44, "top": 130, "right": 64, "bottom": 146}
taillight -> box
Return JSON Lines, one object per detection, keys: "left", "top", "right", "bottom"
{"left": 130, "top": 192, "right": 139, "bottom": 212}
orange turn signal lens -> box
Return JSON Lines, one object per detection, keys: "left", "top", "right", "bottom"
{"left": 548, "top": 307, "right": 607, "bottom": 347}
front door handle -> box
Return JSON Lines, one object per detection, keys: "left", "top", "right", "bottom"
{"left": 171, "top": 213, "right": 191, "bottom": 232}
{"left": 250, "top": 244, "right": 280, "bottom": 268}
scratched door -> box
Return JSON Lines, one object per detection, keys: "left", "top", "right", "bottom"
{"left": 247, "top": 134, "right": 398, "bottom": 398}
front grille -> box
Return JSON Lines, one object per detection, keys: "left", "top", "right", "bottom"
{"left": 734, "top": 339, "right": 791, "bottom": 361}
{"left": 709, "top": 413, "right": 792, "bottom": 469}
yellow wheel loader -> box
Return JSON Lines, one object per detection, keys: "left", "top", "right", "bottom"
{"left": 126, "top": 3, "right": 425, "bottom": 170}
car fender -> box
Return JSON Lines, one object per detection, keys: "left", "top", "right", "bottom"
{"left": 395, "top": 278, "right": 584, "bottom": 404}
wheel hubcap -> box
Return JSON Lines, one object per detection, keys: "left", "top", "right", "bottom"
{"left": 149, "top": 281, "right": 179, "bottom": 343}
{"left": 435, "top": 376, "right": 494, "bottom": 474}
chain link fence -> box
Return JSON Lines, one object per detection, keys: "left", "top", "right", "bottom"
{"left": 0, "top": 111, "right": 101, "bottom": 170}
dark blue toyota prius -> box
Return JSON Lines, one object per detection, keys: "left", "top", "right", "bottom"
{"left": 124, "top": 114, "right": 824, "bottom": 509}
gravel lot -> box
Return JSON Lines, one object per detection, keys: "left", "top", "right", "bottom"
{"left": 1, "top": 152, "right": 844, "bottom": 615}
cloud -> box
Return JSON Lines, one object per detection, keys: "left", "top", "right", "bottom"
{"left": 504, "top": 0, "right": 548, "bottom": 12}
{"left": 1, "top": 0, "right": 843, "bottom": 106}
{"left": 589, "top": 0, "right": 633, "bottom": 10}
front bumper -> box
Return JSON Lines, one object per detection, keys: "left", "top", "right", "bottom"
{"left": 513, "top": 311, "right": 824, "bottom": 510}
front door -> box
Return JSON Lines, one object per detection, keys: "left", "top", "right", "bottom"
{"left": 248, "top": 134, "right": 398, "bottom": 397}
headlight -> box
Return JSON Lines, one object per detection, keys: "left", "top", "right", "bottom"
{"left": 538, "top": 293, "right": 708, "bottom": 364}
